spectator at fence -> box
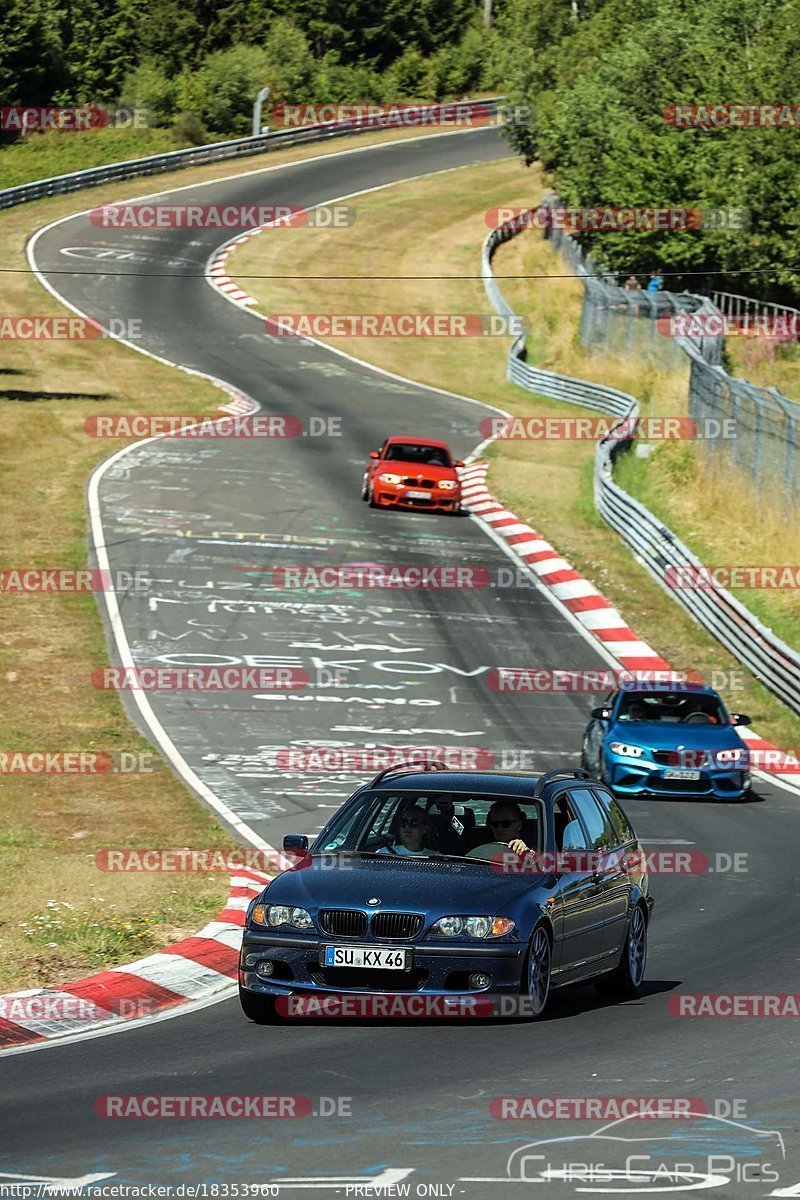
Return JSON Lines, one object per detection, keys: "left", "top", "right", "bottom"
{"left": 624, "top": 275, "right": 642, "bottom": 291}
{"left": 646, "top": 269, "right": 664, "bottom": 293}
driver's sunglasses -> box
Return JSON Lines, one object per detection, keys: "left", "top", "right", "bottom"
{"left": 399, "top": 817, "right": 422, "bottom": 827}
{"left": 490, "top": 818, "right": 519, "bottom": 828}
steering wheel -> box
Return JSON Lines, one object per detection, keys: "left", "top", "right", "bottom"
{"left": 683, "top": 712, "right": 714, "bottom": 724}
{"left": 466, "top": 840, "right": 514, "bottom": 860}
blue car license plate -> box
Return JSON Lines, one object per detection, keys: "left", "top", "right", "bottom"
{"left": 323, "top": 945, "right": 411, "bottom": 970}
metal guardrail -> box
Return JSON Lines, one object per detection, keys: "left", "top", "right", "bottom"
{"left": 482, "top": 211, "right": 800, "bottom": 716}
{"left": 712, "top": 290, "right": 800, "bottom": 325}
{"left": 0, "top": 99, "right": 504, "bottom": 211}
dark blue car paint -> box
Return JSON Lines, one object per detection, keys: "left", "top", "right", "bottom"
{"left": 239, "top": 772, "right": 652, "bottom": 1003}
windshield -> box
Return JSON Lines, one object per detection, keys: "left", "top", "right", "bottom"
{"left": 314, "top": 789, "right": 545, "bottom": 860}
{"left": 384, "top": 443, "right": 452, "bottom": 466}
{"left": 617, "top": 690, "right": 728, "bottom": 725}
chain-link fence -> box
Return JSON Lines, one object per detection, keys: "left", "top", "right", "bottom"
{"left": 539, "top": 195, "right": 707, "bottom": 369}
{"left": 539, "top": 196, "right": 799, "bottom": 509}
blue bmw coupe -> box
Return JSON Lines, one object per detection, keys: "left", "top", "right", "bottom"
{"left": 239, "top": 766, "right": 653, "bottom": 1022}
{"left": 581, "top": 682, "right": 752, "bottom": 800}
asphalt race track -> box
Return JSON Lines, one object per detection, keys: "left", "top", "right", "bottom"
{"left": 4, "top": 127, "right": 800, "bottom": 1197}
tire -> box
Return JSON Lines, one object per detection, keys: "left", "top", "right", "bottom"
{"left": 595, "top": 903, "right": 647, "bottom": 999}
{"left": 368, "top": 483, "right": 377, "bottom": 508}
{"left": 521, "top": 922, "right": 552, "bottom": 1019}
{"left": 239, "top": 985, "right": 277, "bottom": 1024}
{"left": 361, "top": 479, "right": 369, "bottom": 501}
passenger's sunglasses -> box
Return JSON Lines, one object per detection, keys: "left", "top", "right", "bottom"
{"left": 490, "top": 818, "right": 519, "bottom": 828}
{"left": 399, "top": 817, "right": 423, "bottom": 827}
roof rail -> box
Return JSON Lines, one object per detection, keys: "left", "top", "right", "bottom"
{"left": 368, "top": 759, "right": 449, "bottom": 789}
{"left": 533, "top": 768, "right": 594, "bottom": 799}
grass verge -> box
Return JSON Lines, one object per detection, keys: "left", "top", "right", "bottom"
{"left": 0, "top": 122, "right": 457, "bottom": 992}
{"left": 229, "top": 155, "right": 800, "bottom": 750}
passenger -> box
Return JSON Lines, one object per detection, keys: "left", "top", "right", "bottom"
{"left": 379, "top": 804, "right": 436, "bottom": 856}
{"left": 486, "top": 801, "right": 531, "bottom": 855}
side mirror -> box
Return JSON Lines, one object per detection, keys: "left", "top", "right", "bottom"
{"left": 369, "top": 450, "right": 380, "bottom": 459}
{"left": 283, "top": 834, "right": 309, "bottom": 852}
{"left": 455, "top": 460, "right": 465, "bottom": 467}
{"left": 591, "top": 707, "right": 611, "bottom": 720}
{"left": 730, "top": 713, "right": 752, "bottom": 726}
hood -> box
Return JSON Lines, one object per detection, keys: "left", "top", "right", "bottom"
{"left": 263, "top": 854, "right": 543, "bottom": 911}
{"left": 610, "top": 720, "right": 746, "bottom": 752}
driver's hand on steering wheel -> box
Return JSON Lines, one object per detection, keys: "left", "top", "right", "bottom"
{"left": 508, "top": 838, "right": 529, "bottom": 855}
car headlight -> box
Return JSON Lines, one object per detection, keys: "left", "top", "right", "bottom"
{"left": 250, "top": 903, "right": 268, "bottom": 926}
{"left": 609, "top": 742, "right": 644, "bottom": 758}
{"left": 438, "top": 480, "right": 458, "bottom": 490}
{"left": 263, "top": 904, "right": 314, "bottom": 930}
{"left": 431, "top": 915, "right": 515, "bottom": 938}
{"left": 379, "top": 472, "right": 403, "bottom": 484}
{"left": 716, "top": 748, "right": 748, "bottom": 764}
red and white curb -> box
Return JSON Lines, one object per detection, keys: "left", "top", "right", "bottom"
{"left": 208, "top": 228, "right": 265, "bottom": 307}
{"left": 0, "top": 869, "right": 270, "bottom": 1051}
{"left": 459, "top": 462, "right": 800, "bottom": 787}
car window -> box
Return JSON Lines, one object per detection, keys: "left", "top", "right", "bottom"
{"left": 553, "top": 794, "right": 590, "bottom": 851}
{"left": 568, "top": 787, "right": 618, "bottom": 851}
{"left": 316, "top": 790, "right": 543, "bottom": 858}
{"left": 384, "top": 443, "right": 451, "bottom": 466}
{"left": 604, "top": 795, "right": 636, "bottom": 845}
{"left": 617, "top": 690, "right": 727, "bottom": 724}
{"left": 317, "top": 796, "right": 379, "bottom": 851}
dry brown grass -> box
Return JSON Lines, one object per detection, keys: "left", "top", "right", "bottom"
{"left": 229, "top": 156, "right": 800, "bottom": 749}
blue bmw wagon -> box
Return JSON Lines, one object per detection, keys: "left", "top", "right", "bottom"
{"left": 239, "top": 766, "right": 653, "bottom": 1022}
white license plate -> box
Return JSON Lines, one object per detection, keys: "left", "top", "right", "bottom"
{"left": 323, "top": 945, "right": 411, "bottom": 970}
{"left": 663, "top": 768, "right": 701, "bottom": 780}
{"left": 405, "top": 489, "right": 430, "bottom": 499}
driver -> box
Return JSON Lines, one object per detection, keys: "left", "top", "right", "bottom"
{"left": 378, "top": 804, "right": 436, "bottom": 856}
{"left": 485, "top": 801, "right": 531, "bottom": 855}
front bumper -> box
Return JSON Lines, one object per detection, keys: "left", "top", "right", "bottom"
{"left": 606, "top": 756, "right": 750, "bottom": 799}
{"left": 239, "top": 932, "right": 525, "bottom": 997}
{"left": 373, "top": 484, "right": 461, "bottom": 511}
